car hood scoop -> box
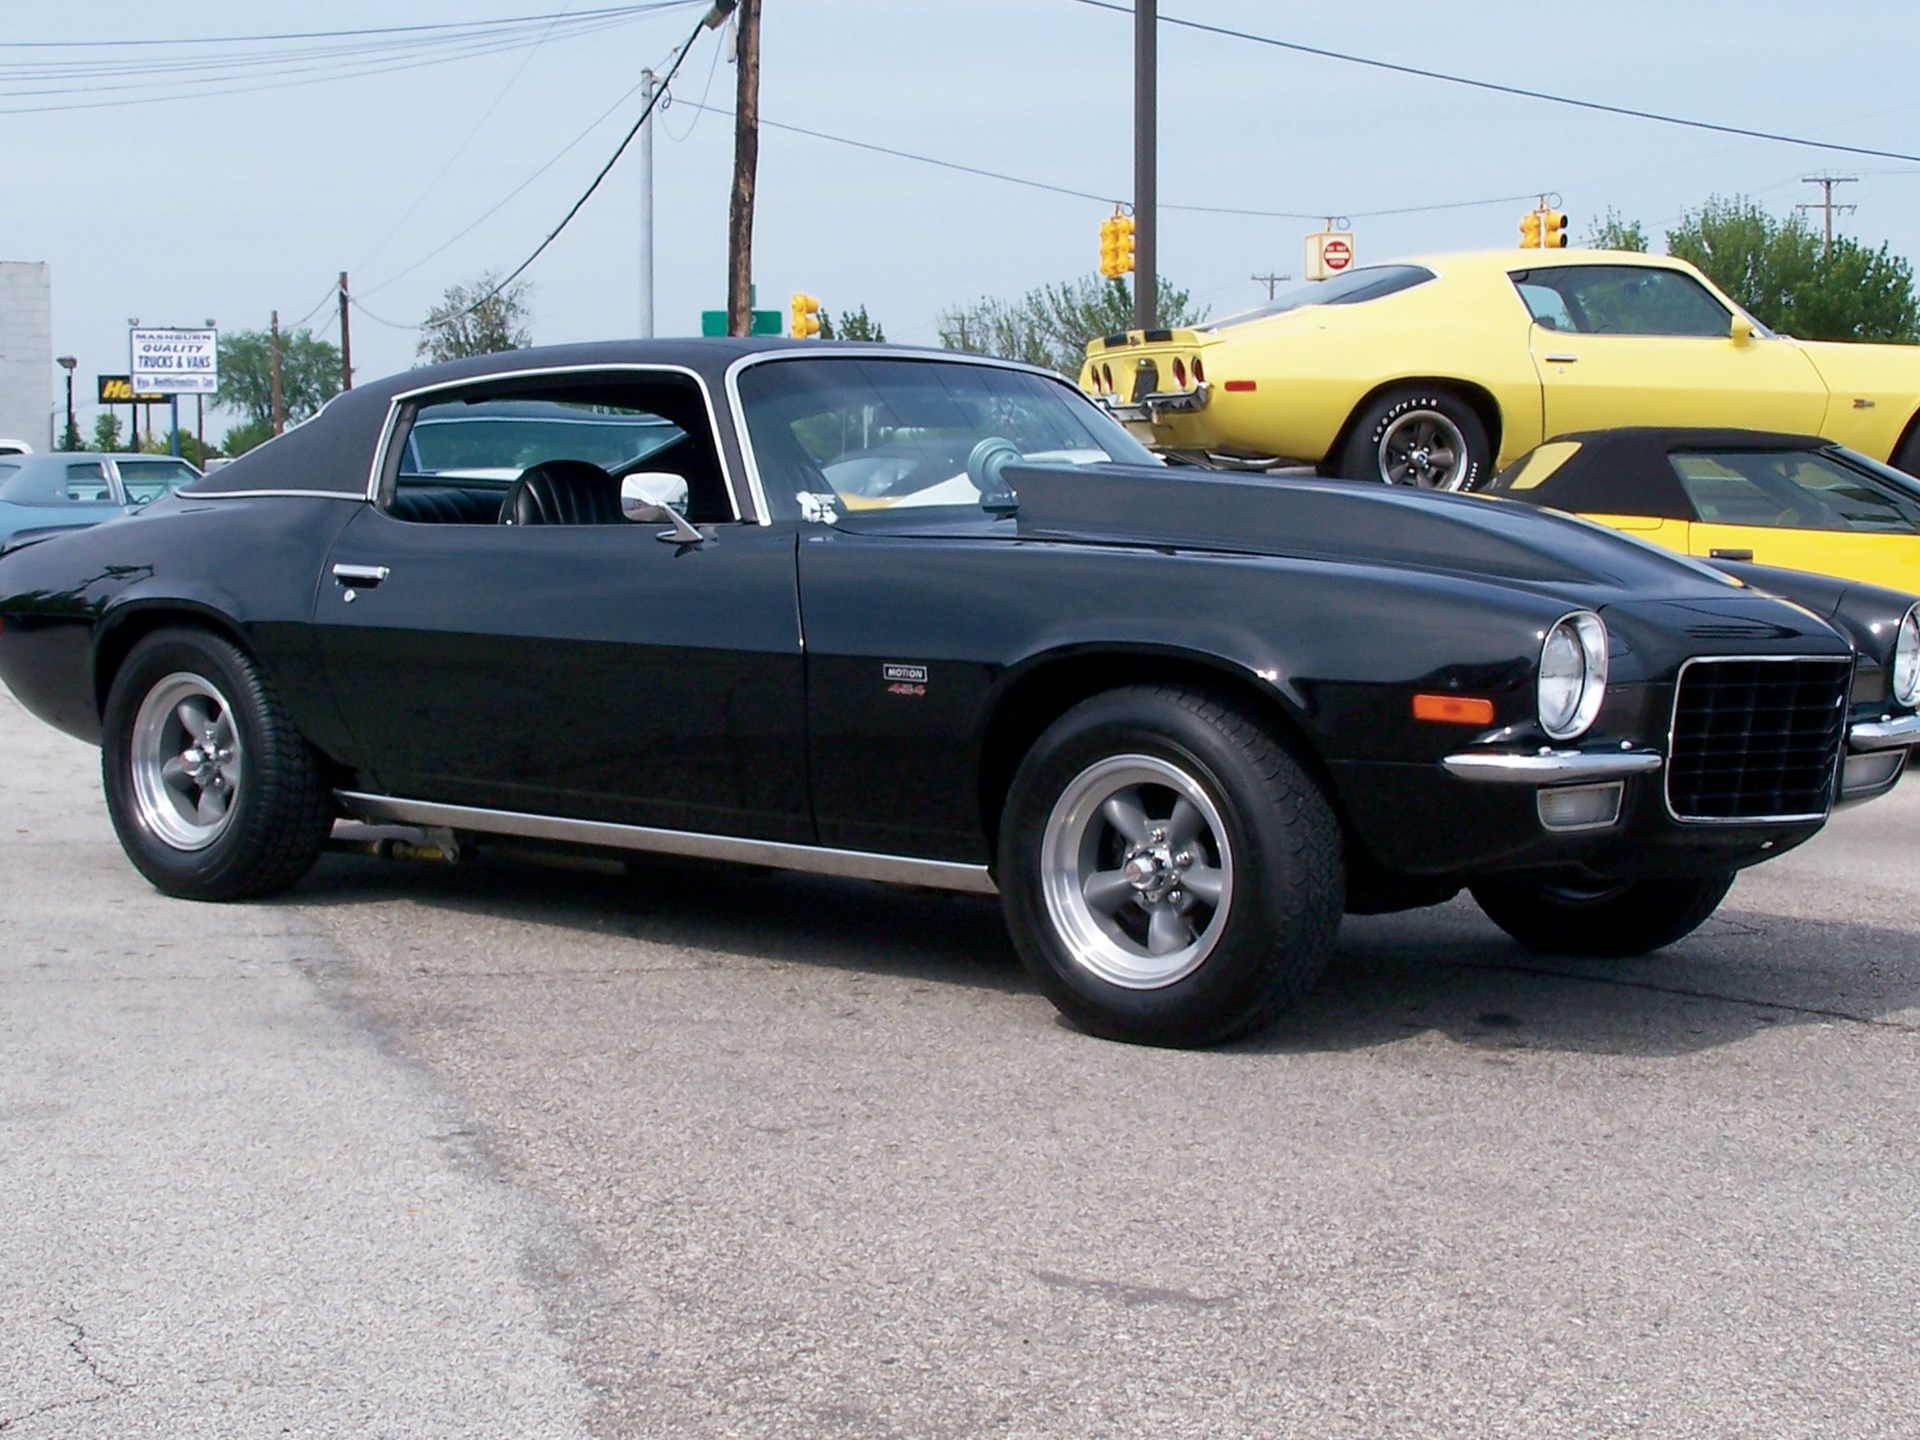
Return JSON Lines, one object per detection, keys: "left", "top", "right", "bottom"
{"left": 1005, "top": 462, "right": 1738, "bottom": 593}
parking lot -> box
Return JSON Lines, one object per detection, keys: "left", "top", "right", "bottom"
{"left": 4, "top": 686, "right": 1918, "bottom": 1438}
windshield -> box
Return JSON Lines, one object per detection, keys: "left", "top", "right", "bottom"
{"left": 114, "top": 458, "right": 202, "bottom": 504}
{"left": 406, "top": 403, "right": 682, "bottom": 476}
{"left": 1203, "top": 264, "right": 1436, "bottom": 330}
{"left": 737, "top": 357, "right": 1157, "bottom": 519}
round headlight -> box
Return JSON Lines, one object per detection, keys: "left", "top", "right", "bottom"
{"left": 1537, "top": 611, "right": 1608, "bottom": 741}
{"left": 1893, "top": 604, "right": 1920, "bottom": 708}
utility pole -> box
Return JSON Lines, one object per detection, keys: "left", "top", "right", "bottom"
{"left": 1133, "top": 0, "right": 1157, "bottom": 331}
{"left": 270, "top": 309, "right": 285, "bottom": 436}
{"left": 1252, "top": 272, "right": 1291, "bottom": 300}
{"left": 1796, "top": 174, "right": 1857, "bottom": 254}
{"left": 638, "top": 68, "right": 657, "bottom": 338}
{"left": 726, "top": 0, "right": 760, "bottom": 337}
{"left": 338, "top": 272, "right": 353, "bottom": 391}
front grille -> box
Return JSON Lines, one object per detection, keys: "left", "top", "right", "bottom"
{"left": 1666, "top": 657, "right": 1850, "bottom": 822}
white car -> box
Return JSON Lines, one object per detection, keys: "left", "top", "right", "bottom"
{"left": 0, "top": 440, "right": 33, "bottom": 457}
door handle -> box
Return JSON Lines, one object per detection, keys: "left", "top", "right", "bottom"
{"left": 1543, "top": 352, "right": 1579, "bottom": 364}
{"left": 332, "top": 563, "right": 391, "bottom": 586}
{"left": 1709, "top": 548, "right": 1754, "bottom": 561}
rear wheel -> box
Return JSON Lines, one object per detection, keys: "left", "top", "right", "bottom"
{"left": 1339, "top": 387, "right": 1491, "bottom": 490}
{"left": 998, "top": 686, "right": 1343, "bottom": 1047}
{"left": 1469, "top": 873, "right": 1735, "bottom": 957}
{"left": 102, "top": 628, "right": 333, "bottom": 900}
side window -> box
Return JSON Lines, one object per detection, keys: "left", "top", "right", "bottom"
{"left": 1514, "top": 282, "right": 1576, "bottom": 332}
{"left": 64, "top": 462, "right": 114, "bottom": 503}
{"left": 1513, "top": 266, "right": 1731, "bottom": 338}
{"left": 1672, "top": 450, "right": 1920, "bottom": 532}
{"left": 383, "top": 377, "right": 732, "bottom": 525}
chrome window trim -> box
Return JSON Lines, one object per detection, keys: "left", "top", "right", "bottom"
{"left": 335, "top": 791, "right": 998, "bottom": 895}
{"left": 185, "top": 488, "right": 369, "bottom": 502}
{"left": 363, "top": 362, "right": 742, "bottom": 522}
{"left": 722, "top": 347, "right": 1087, "bottom": 528}
{"left": 1664, "top": 653, "right": 1851, "bottom": 825}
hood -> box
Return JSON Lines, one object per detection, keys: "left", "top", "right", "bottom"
{"left": 1004, "top": 463, "right": 1761, "bottom": 598}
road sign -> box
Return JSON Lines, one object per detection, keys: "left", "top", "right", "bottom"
{"left": 1306, "top": 231, "right": 1356, "bottom": 281}
{"left": 701, "top": 309, "right": 784, "bottom": 337}
{"left": 97, "top": 375, "right": 167, "bottom": 404}
{"left": 129, "top": 327, "right": 219, "bottom": 395}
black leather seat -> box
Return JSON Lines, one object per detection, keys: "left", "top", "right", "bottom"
{"left": 498, "top": 459, "right": 625, "bottom": 526}
{"left": 388, "top": 485, "right": 498, "bottom": 525}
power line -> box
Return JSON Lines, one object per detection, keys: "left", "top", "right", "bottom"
{"left": 421, "top": 4, "right": 720, "bottom": 331}
{"left": 676, "top": 101, "right": 1541, "bottom": 222}
{"left": 0, "top": 5, "right": 693, "bottom": 50}
{"left": 360, "top": 64, "right": 664, "bottom": 297}
{"left": 1067, "top": 0, "right": 1920, "bottom": 167}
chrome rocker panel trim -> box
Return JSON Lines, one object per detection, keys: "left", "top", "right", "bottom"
{"left": 1847, "top": 713, "right": 1920, "bottom": 752}
{"left": 1442, "top": 749, "right": 1664, "bottom": 784}
{"left": 335, "top": 792, "right": 1000, "bottom": 895}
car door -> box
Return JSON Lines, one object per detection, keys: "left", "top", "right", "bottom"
{"left": 1515, "top": 264, "right": 1828, "bottom": 437}
{"left": 1670, "top": 446, "right": 1920, "bottom": 591}
{"left": 314, "top": 372, "right": 812, "bottom": 844}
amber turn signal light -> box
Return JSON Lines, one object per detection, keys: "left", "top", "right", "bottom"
{"left": 1412, "top": 694, "right": 1495, "bottom": 725}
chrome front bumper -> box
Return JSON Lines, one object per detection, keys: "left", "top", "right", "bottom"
{"left": 1441, "top": 749, "right": 1664, "bottom": 784}
{"left": 1847, "top": 713, "right": 1920, "bottom": 752}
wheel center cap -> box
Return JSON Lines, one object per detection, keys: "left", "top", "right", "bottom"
{"left": 1122, "top": 853, "right": 1161, "bottom": 888}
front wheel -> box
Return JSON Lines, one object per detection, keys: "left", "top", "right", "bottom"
{"left": 998, "top": 687, "right": 1343, "bottom": 1047}
{"left": 101, "top": 628, "right": 334, "bottom": 901}
{"left": 1339, "top": 387, "right": 1491, "bottom": 490}
{"left": 1468, "top": 873, "right": 1735, "bottom": 958}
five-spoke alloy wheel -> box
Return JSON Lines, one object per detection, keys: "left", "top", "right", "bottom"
{"left": 103, "top": 628, "right": 333, "bottom": 900}
{"left": 1340, "top": 387, "right": 1491, "bottom": 490}
{"left": 1001, "top": 686, "right": 1343, "bottom": 1047}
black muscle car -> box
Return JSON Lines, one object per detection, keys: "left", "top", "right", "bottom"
{"left": 1, "top": 340, "right": 1916, "bottom": 1048}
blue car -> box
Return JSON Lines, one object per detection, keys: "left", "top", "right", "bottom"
{"left": 0, "top": 452, "right": 202, "bottom": 547}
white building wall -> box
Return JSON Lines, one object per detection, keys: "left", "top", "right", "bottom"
{"left": 0, "top": 262, "right": 54, "bottom": 450}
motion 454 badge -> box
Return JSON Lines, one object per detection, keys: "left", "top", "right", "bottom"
{"left": 884, "top": 662, "right": 928, "bottom": 697}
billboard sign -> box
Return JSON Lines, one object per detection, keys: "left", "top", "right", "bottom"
{"left": 129, "top": 327, "right": 219, "bottom": 394}
{"left": 97, "top": 374, "right": 168, "bottom": 404}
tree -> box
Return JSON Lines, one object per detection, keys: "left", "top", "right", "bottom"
{"left": 820, "top": 305, "right": 885, "bottom": 342}
{"left": 218, "top": 326, "right": 342, "bottom": 429}
{"left": 1583, "top": 207, "right": 1648, "bottom": 252}
{"left": 417, "top": 272, "right": 533, "bottom": 363}
{"left": 938, "top": 275, "right": 1206, "bottom": 376}
{"left": 1665, "top": 195, "right": 1918, "bottom": 343}
{"left": 221, "top": 418, "right": 274, "bottom": 458}
{"left": 90, "top": 413, "right": 124, "bottom": 452}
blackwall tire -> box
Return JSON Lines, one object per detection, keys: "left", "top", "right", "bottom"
{"left": 998, "top": 686, "right": 1343, "bottom": 1048}
{"left": 1339, "top": 387, "right": 1491, "bottom": 490}
{"left": 1469, "top": 873, "right": 1736, "bottom": 958}
{"left": 101, "top": 628, "right": 333, "bottom": 901}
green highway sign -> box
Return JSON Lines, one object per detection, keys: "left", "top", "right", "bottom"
{"left": 701, "top": 309, "right": 784, "bottom": 337}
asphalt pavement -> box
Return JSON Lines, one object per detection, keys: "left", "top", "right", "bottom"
{"left": 3, "top": 689, "right": 1917, "bottom": 1438}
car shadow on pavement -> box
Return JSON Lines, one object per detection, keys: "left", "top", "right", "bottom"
{"left": 1243, "top": 896, "right": 1920, "bottom": 1059}
{"left": 287, "top": 846, "right": 1032, "bottom": 996}
{"left": 284, "top": 848, "right": 1920, "bottom": 1058}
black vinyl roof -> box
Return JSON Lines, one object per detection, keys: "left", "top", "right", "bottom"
{"left": 1484, "top": 427, "right": 1834, "bottom": 522}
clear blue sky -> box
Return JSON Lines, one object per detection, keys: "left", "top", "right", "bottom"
{"left": 7, "top": 0, "right": 1919, "bottom": 441}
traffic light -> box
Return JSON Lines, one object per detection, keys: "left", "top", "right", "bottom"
{"left": 790, "top": 292, "right": 822, "bottom": 339}
{"left": 1541, "top": 209, "right": 1568, "bottom": 248}
{"left": 1100, "top": 209, "right": 1136, "bottom": 278}
{"left": 1519, "top": 210, "right": 1543, "bottom": 249}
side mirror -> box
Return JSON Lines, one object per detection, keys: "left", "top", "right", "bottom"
{"left": 620, "top": 472, "right": 705, "bottom": 545}
{"left": 1730, "top": 315, "right": 1756, "bottom": 346}
{"left": 620, "top": 471, "right": 689, "bottom": 521}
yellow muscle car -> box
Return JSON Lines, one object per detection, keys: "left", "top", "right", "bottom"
{"left": 1476, "top": 427, "right": 1920, "bottom": 594}
{"left": 1081, "top": 250, "right": 1920, "bottom": 489}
